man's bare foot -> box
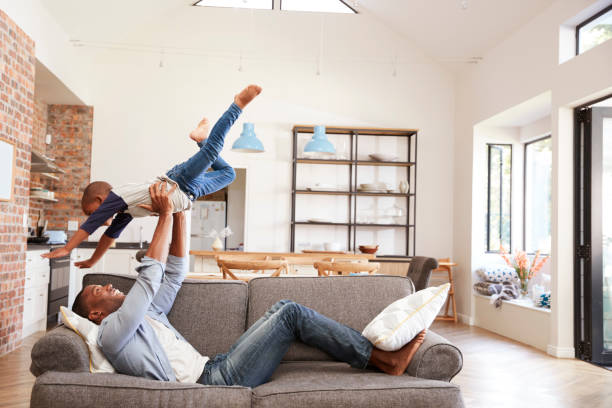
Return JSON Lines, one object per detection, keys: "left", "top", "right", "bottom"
{"left": 189, "top": 117, "right": 210, "bottom": 143}
{"left": 234, "top": 85, "right": 262, "bottom": 109}
{"left": 369, "top": 329, "right": 427, "bottom": 376}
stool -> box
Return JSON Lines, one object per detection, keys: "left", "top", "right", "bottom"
{"left": 433, "top": 257, "right": 457, "bottom": 323}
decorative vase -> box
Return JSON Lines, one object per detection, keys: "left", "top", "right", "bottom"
{"left": 520, "top": 277, "right": 529, "bottom": 296}
{"left": 212, "top": 237, "right": 223, "bottom": 251}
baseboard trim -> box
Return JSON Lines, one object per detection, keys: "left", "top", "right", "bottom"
{"left": 547, "top": 344, "right": 575, "bottom": 358}
{"left": 457, "top": 313, "right": 474, "bottom": 326}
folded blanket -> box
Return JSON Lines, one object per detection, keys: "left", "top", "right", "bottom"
{"left": 473, "top": 281, "right": 520, "bottom": 308}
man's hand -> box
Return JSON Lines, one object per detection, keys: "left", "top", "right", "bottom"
{"left": 74, "top": 258, "right": 96, "bottom": 269}
{"left": 138, "top": 181, "right": 177, "bottom": 215}
{"left": 41, "top": 247, "right": 70, "bottom": 259}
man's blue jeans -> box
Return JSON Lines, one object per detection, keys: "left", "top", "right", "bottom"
{"left": 197, "top": 300, "right": 374, "bottom": 388}
{"left": 166, "top": 103, "right": 240, "bottom": 200}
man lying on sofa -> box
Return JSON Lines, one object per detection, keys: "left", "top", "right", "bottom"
{"left": 71, "top": 181, "right": 427, "bottom": 388}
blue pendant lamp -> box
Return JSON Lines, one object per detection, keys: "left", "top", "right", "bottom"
{"left": 304, "top": 125, "right": 335, "bottom": 155}
{"left": 232, "top": 122, "right": 264, "bottom": 153}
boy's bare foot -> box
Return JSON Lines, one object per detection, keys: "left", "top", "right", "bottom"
{"left": 234, "top": 85, "right": 262, "bottom": 109}
{"left": 189, "top": 117, "right": 210, "bottom": 143}
{"left": 369, "top": 329, "right": 427, "bottom": 376}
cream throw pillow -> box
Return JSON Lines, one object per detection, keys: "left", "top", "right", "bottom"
{"left": 59, "top": 306, "right": 116, "bottom": 373}
{"left": 362, "top": 283, "right": 450, "bottom": 351}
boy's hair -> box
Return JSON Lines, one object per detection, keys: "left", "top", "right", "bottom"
{"left": 72, "top": 288, "right": 89, "bottom": 320}
{"left": 81, "top": 181, "right": 112, "bottom": 208}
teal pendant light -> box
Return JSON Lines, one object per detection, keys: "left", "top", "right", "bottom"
{"left": 232, "top": 122, "right": 264, "bottom": 153}
{"left": 304, "top": 125, "right": 335, "bottom": 155}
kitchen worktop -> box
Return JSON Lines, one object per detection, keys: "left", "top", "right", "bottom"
{"left": 27, "top": 242, "right": 149, "bottom": 251}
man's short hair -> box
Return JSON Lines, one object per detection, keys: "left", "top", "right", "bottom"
{"left": 81, "top": 181, "right": 112, "bottom": 208}
{"left": 72, "top": 288, "right": 89, "bottom": 320}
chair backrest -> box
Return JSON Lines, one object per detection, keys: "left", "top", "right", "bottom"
{"left": 407, "top": 256, "right": 438, "bottom": 291}
{"left": 82, "top": 273, "right": 248, "bottom": 358}
{"left": 217, "top": 257, "right": 287, "bottom": 279}
{"left": 313, "top": 261, "right": 380, "bottom": 276}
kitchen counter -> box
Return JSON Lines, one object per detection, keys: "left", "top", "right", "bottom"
{"left": 27, "top": 242, "right": 149, "bottom": 251}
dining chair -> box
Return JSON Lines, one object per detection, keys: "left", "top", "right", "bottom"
{"left": 216, "top": 256, "right": 287, "bottom": 280}
{"left": 313, "top": 261, "right": 380, "bottom": 277}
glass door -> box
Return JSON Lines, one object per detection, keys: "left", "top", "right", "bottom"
{"left": 575, "top": 104, "right": 612, "bottom": 365}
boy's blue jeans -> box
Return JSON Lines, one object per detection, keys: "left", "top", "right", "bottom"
{"left": 166, "top": 103, "right": 241, "bottom": 200}
{"left": 197, "top": 300, "right": 373, "bottom": 388}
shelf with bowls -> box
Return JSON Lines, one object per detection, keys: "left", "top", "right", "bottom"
{"left": 290, "top": 125, "right": 417, "bottom": 257}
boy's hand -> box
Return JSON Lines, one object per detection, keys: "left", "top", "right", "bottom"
{"left": 138, "top": 181, "right": 177, "bottom": 215}
{"left": 74, "top": 258, "right": 96, "bottom": 269}
{"left": 41, "top": 247, "right": 70, "bottom": 259}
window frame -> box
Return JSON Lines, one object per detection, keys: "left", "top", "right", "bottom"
{"left": 575, "top": 4, "right": 612, "bottom": 55}
{"left": 280, "top": 0, "right": 358, "bottom": 14}
{"left": 523, "top": 135, "right": 552, "bottom": 255}
{"left": 486, "top": 143, "right": 513, "bottom": 253}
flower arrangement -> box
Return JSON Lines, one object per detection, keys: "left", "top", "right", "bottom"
{"left": 208, "top": 227, "right": 233, "bottom": 251}
{"left": 499, "top": 246, "right": 549, "bottom": 295}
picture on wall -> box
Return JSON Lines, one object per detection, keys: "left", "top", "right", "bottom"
{"left": 0, "top": 138, "right": 16, "bottom": 201}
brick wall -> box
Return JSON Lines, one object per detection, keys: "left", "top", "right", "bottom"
{"left": 44, "top": 105, "right": 93, "bottom": 232}
{"left": 0, "top": 10, "right": 35, "bottom": 356}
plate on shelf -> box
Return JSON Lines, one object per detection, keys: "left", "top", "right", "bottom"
{"left": 306, "top": 218, "right": 335, "bottom": 223}
{"left": 369, "top": 153, "right": 399, "bottom": 162}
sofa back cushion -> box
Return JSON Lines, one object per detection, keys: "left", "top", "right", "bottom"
{"left": 247, "top": 275, "right": 413, "bottom": 361}
{"left": 82, "top": 274, "right": 248, "bottom": 358}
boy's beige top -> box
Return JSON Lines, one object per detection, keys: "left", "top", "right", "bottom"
{"left": 112, "top": 176, "right": 192, "bottom": 218}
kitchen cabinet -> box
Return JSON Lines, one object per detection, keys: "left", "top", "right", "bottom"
{"left": 23, "top": 250, "right": 50, "bottom": 339}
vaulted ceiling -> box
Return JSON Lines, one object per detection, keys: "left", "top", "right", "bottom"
{"left": 41, "top": 0, "right": 556, "bottom": 66}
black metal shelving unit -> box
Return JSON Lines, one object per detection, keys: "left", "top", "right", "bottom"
{"left": 290, "top": 126, "right": 417, "bottom": 258}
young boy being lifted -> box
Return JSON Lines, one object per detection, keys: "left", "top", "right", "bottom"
{"left": 43, "top": 85, "right": 262, "bottom": 266}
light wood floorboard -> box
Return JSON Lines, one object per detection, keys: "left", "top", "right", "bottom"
{"left": 2, "top": 324, "right": 612, "bottom": 407}
{"left": 431, "top": 321, "right": 612, "bottom": 408}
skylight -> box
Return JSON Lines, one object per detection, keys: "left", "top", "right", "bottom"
{"left": 193, "top": 0, "right": 273, "bottom": 10}
{"left": 281, "top": 0, "right": 356, "bottom": 14}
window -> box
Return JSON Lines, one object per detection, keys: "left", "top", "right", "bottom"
{"left": 524, "top": 136, "right": 552, "bottom": 254}
{"left": 486, "top": 144, "right": 512, "bottom": 252}
{"left": 281, "top": 0, "right": 356, "bottom": 14}
{"left": 193, "top": 0, "right": 273, "bottom": 10}
{"left": 576, "top": 5, "right": 612, "bottom": 54}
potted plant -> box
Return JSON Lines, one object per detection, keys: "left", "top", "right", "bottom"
{"left": 500, "top": 247, "right": 549, "bottom": 296}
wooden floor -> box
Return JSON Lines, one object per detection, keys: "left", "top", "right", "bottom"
{"left": 1, "top": 323, "right": 612, "bottom": 407}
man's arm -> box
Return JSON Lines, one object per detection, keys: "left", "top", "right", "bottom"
{"left": 97, "top": 182, "right": 175, "bottom": 355}
{"left": 150, "top": 211, "right": 188, "bottom": 315}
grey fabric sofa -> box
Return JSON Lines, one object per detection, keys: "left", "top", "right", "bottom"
{"left": 30, "top": 274, "right": 464, "bottom": 407}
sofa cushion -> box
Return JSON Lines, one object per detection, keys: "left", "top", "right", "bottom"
{"left": 252, "top": 361, "right": 465, "bottom": 408}
{"left": 247, "top": 276, "right": 413, "bottom": 361}
{"left": 31, "top": 371, "right": 251, "bottom": 408}
{"left": 83, "top": 274, "right": 248, "bottom": 358}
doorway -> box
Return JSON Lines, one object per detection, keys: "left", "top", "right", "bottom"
{"left": 574, "top": 94, "right": 612, "bottom": 366}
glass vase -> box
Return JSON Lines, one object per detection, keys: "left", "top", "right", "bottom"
{"left": 520, "top": 277, "right": 529, "bottom": 296}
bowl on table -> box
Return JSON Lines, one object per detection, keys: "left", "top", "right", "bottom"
{"left": 358, "top": 245, "right": 379, "bottom": 254}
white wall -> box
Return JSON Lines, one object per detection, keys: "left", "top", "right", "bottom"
{"left": 454, "top": 0, "right": 612, "bottom": 355}
{"left": 75, "top": 7, "right": 455, "bottom": 258}
{"left": 0, "top": 0, "right": 89, "bottom": 104}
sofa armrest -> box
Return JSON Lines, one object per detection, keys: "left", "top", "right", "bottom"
{"left": 30, "top": 325, "right": 90, "bottom": 377}
{"left": 405, "top": 329, "right": 463, "bottom": 382}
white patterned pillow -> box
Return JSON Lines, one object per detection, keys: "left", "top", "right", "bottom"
{"left": 362, "top": 283, "right": 450, "bottom": 351}
{"left": 476, "top": 265, "right": 518, "bottom": 283}
{"left": 60, "top": 306, "right": 116, "bottom": 373}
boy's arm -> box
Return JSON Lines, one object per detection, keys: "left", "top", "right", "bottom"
{"left": 150, "top": 211, "right": 187, "bottom": 315}
{"left": 42, "top": 191, "right": 127, "bottom": 259}
{"left": 74, "top": 213, "right": 133, "bottom": 269}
